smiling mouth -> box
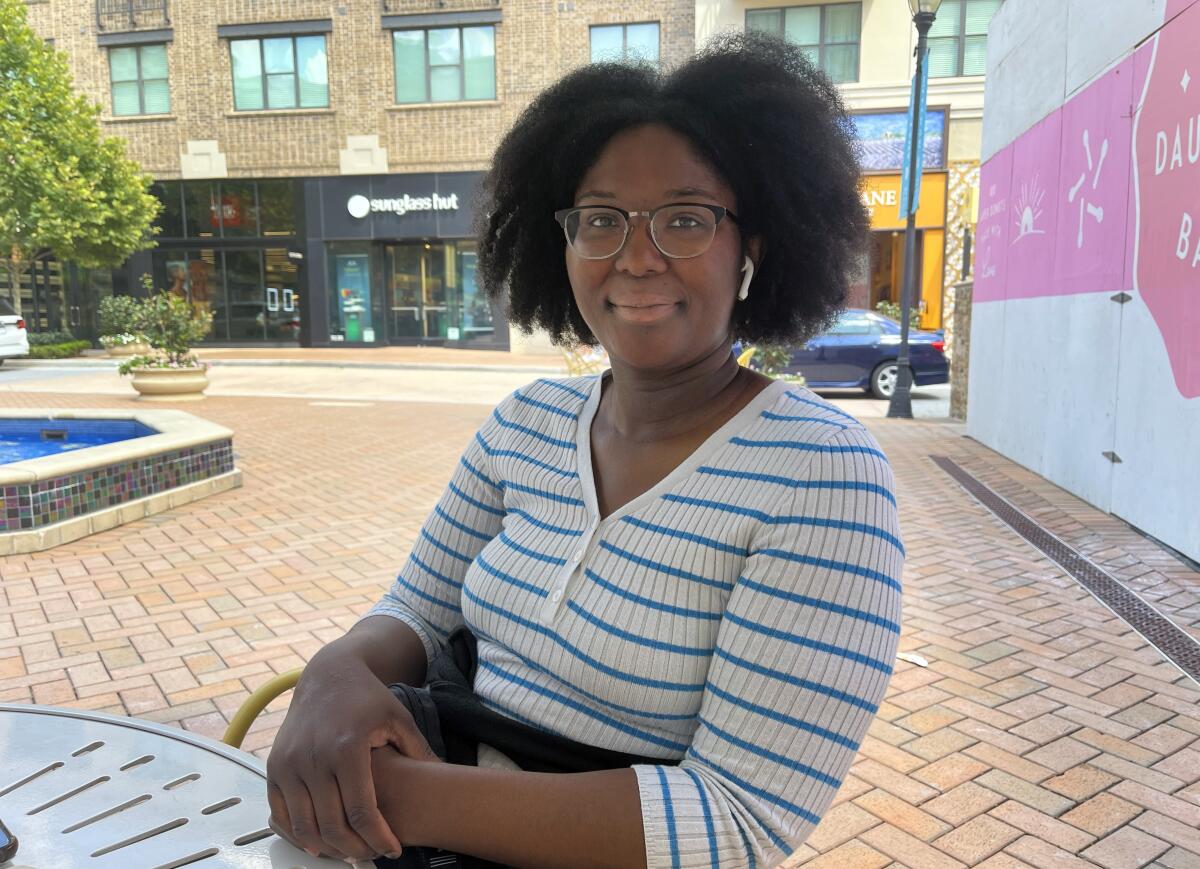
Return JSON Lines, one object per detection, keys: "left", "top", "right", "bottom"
{"left": 608, "top": 301, "right": 680, "bottom": 323}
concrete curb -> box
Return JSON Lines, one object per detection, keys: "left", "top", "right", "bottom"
{"left": 3, "top": 358, "right": 564, "bottom": 375}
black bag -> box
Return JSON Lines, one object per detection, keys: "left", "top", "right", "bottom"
{"left": 374, "top": 628, "right": 670, "bottom": 868}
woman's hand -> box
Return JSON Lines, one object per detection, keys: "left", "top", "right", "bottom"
{"left": 266, "top": 653, "right": 440, "bottom": 862}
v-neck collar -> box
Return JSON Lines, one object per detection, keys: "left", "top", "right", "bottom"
{"left": 573, "top": 372, "right": 790, "bottom": 526}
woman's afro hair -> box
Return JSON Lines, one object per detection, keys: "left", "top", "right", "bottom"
{"left": 474, "top": 30, "right": 869, "bottom": 346}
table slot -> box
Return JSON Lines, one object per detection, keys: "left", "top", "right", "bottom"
{"left": 120, "top": 753, "right": 156, "bottom": 771}
{"left": 0, "top": 760, "right": 64, "bottom": 798}
{"left": 150, "top": 846, "right": 220, "bottom": 869}
{"left": 234, "top": 827, "right": 273, "bottom": 846}
{"left": 91, "top": 816, "right": 188, "bottom": 857}
{"left": 201, "top": 796, "right": 242, "bottom": 815}
{"left": 28, "top": 774, "right": 112, "bottom": 815}
{"left": 72, "top": 740, "right": 105, "bottom": 757}
{"left": 164, "top": 772, "right": 202, "bottom": 790}
{"left": 61, "top": 792, "right": 153, "bottom": 833}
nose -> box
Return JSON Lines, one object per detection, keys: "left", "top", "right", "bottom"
{"left": 613, "top": 215, "right": 667, "bottom": 276}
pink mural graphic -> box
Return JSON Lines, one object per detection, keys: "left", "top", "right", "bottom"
{"left": 1054, "top": 59, "right": 1136, "bottom": 295}
{"left": 1005, "top": 112, "right": 1062, "bottom": 299}
{"left": 973, "top": 147, "right": 1012, "bottom": 302}
{"left": 1134, "top": 0, "right": 1200, "bottom": 398}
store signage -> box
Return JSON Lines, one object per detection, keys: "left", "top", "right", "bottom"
{"left": 346, "top": 192, "right": 460, "bottom": 219}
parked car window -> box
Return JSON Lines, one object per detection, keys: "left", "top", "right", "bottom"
{"left": 828, "top": 316, "right": 877, "bottom": 335}
{"left": 0, "top": 298, "right": 18, "bottom": 317}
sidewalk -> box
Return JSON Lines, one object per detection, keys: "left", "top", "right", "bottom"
{"left": 0, "top": 381, "right": 1197, "bottom": 868}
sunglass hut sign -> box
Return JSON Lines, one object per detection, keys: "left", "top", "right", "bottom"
{"left": 347, "top": 192, "right": 459, "bottom": 219}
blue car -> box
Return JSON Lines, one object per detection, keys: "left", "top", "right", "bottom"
{"left": 781, "top": 309, "right": 948, "bottom": 399}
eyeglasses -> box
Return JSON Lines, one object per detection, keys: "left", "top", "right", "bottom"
{"left": 553, "top": 203, "right": 739, "bottom": 260}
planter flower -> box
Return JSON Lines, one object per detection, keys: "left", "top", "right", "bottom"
{"left": 119, "top": 283, "right": 214, "bottom": 401}
{"left": 97, "top": 296, "right": 149, "bottom": 357}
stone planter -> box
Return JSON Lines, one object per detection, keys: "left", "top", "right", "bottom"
{"left": 105, "top": 342, "right": 151, "bottom": 358}
{"left": 129, "top": 366, "right": 208, "bottom": 401}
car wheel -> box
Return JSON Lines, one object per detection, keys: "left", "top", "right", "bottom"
{"left": 870, "top": 361, "right": 898, "bottom": 400}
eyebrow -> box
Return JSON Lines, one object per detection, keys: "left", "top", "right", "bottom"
{"left": 575, "top": 187, "right": 722, "bottom": 202}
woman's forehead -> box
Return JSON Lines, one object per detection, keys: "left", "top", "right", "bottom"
{"left": 576, "top": 126, "right": 732, "bottom": 203}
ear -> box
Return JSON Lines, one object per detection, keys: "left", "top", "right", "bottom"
{"left": 745, "top": 237, "right": 764, "bottom": 270}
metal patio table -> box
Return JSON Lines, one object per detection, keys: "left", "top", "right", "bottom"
{"left": 0, "top": 704, "right": 363, "bottom": 868}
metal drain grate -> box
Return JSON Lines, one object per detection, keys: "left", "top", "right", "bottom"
{"left": 932, "top": 455, "right": 1200, "bottom": 685}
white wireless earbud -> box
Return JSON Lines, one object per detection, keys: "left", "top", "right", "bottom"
{"left": 738, "top": 256, "right": 754, "bottom": 301}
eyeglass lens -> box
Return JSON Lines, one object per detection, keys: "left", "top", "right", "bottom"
{"left": 564, "top": 206, "right": 720, "bottom": 259}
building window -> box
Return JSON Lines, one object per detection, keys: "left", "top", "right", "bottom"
{"left": 745, "top": 4, "right": 861, "bottom": 84}
{"left": 589, "top": 22, "right": 660, "bottom": 65}
{"left": 109, "top": 44, "right": 170, "bottom": 116}
{"left": 392, "top": 26, "right": 496, "bottom": 104}
{"left": 230, "top": 35, "right": 329, "bottom": 111}
{"left": 927, "top": 0, "right": 1002, "bottom": 77}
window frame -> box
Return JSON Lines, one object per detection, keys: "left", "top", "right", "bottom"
{"left": 229, "top": 34, "right": 329, "bottom": 111}
{"left": 928, "top": 0, "right": 1000, "bottom": 79}
{"left": 108, "top": 43, "right": 170, "bottom": 116}
{"left": 391, "top": 24, "right": 497, "bottom": 105}
{"left": 588, "top": 21, "right": 662, "bottom": 65}
{"left": 744, "top": 3, "right": 862, "bottom": 84}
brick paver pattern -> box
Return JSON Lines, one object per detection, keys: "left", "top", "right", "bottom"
{"left": 1, "top": 385, "right": 1197, "bottom": 869}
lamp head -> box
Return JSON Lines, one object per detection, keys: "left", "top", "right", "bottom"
{"left": 908, "top": 0, "right": 944, "bottom": 14}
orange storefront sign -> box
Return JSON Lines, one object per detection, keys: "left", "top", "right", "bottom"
{"left": 860, "top": 172, "right": 948, "bottom": 230}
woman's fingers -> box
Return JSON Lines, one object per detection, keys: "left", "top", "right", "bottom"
{"left": 334, "top": 750, "right": 404, "bottom": 860}
{"left": 273, "top": 770, "right": 350, "bottom": 861}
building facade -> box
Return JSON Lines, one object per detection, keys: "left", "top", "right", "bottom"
{"left": 968, "top": 0, "right": 1199, "bottom": 562}
{"left": 19, "top": 0, "right": 997, "bottom": 351}
{"left": 700, "top": 0, "right": 997, "bottom": 341}
{"left": 20, "top": 0, "right": 695, "bottom": 351}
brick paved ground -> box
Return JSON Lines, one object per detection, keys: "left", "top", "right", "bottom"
{"left": 1, "top": 375, "right": 1198, "bottom": 868}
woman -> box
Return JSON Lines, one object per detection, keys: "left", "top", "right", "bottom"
{"left": 267, "top": 32, "right": 902, "bottom": 868}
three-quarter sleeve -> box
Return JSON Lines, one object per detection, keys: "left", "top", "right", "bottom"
{"left": 633, "top": 426, "right": 904, "bottom": 868}
{"left": 363, "top": 411, "right": 507, "bottom": 662}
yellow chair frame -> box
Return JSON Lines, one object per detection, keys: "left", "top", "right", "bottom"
{"left": 222, "top": 668, "right": 304, "bottom": 749}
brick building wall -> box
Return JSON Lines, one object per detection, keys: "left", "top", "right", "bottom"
{"left": 25, "top": 0, "right": 696, "bottom": 180}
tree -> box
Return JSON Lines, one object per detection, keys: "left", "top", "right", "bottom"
{"left": 0, "top": 0, "right": 159, "bottom": 312}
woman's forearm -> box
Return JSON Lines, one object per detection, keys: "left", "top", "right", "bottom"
{"left": 308, "top": 615, "right": 429, "bottom": 688}
{"left": 374, "top": 750, "right": 647, "bottom": 869}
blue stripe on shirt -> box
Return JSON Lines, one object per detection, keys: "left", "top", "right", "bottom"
{"left": 514, "top": 391, "right": 577, "bottom": 419}
{"left": 597, "top": 541, "right": 734, "bottom": 592}
{"left": 462, "top": 585, "right": 705, "bottom": 692}
{"left": 736, "top": 576, "right": 901, "bottom": 634}
{"left": 751, "top": 548, "right": 903, "bottom": 594}
{"left": 420, "top": 528, "right": 473, "bottom": 563}
{"left": 730, "top": 436, "right": 887, "bottom": 461}
{"left": 469, "top": 623, "right": 696, "bottom": 723}
{"left": 535, "top": 378, "right": 591, "bottom": 401}
{"left": 391, "top": 573, "right": 459, "bottom": 614}
{"left": 584, "top": 569, "right": 723, "bottom": 620}
{"left": 434, "top": 504, "right": 493, "bottom": 542}
{"left": 476, "top": 433, "right": 578, "bottom": 479}
{"left": 448, "top": 481, "right": 506, "bottom": 517}
{"left": 696, "top": 466, "right": 897, "bottom": 507}
{"left": 620, "top": 516, "right": 747, "bottom": 556}
{"left": 505, "top": 481, "right": 585, "bottom": 507}
{"left": 508, "top": 508, "right": 584, "bottom": 537}
{"left": 409, "top": 552, "right": 463, "bottom": 590}
{"left": 498, "top": 529, "right": 567, "bottom": 566}
{"left": 681, "top": 767, "right": 719, "bottom": 869}
{"left": 703, "top": 681, "right": 859, "bottom": 750}
{"left": 713, "top": 646, "right": 879, "bottom": 714}
{"left": 567, "top": 601, "right": 711, "bottom": 656}
{"left": 688, "top": 747, "right": 821, "bottom": 832}
{"left": 722, "top": 611, "right": 894, "bottom": 674}
{"left": 492, "top": 409, "right": 577, "bottom": 451}
{"left": 656, "top": 767, "right": 682, "bottom": 869}
{"left": 459, "top": 456, "right": 501, "bottom": 491}
{"left": 475, "top": 551, "right": 548, "bottom": 598}
{"left": 698, "top": 716, "right": 841, "bottom": 788}
{"left": 760, "top": 410, "right": 847, "bottom": 428}
{"left": 479, "top": 660, "right": 689, "bottom": 754}
{"left": 784, "top": 390, "right": 859, "bottom": 423}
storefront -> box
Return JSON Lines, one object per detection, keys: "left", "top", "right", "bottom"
{"left": 306, "top": 172, "right": 507, "bottom": 349}
{"left": 851, "top": 108, "right": 951, "bottom": 331}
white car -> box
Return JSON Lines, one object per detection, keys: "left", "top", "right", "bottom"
{"left": 0, "top": 297, "right": 30, "bottom": 365}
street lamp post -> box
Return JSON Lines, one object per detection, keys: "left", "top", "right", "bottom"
{"left": 888, "top": 0, "right": 942, "bottom": 418}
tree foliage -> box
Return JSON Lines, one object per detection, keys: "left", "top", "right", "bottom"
{"left": 0, "top": 0, "right": 158, "bottom": 308}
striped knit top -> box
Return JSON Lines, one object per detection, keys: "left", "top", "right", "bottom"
{"left": 367, "top": 374, "right": 903, "bottom": 868}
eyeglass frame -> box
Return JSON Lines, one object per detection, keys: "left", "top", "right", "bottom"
{"left": 552, "top": 202, "right": 740, "bottom": 260}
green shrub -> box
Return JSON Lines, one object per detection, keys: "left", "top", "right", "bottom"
{"left": 27, "top": 340, "right": 92, "bottom": 358}
{"left": 27, "top": 330, "right": 76, "bottom": 347}
{"left": 875, "top": 300, "right": 921, "bottom": 330}
{"left": 97, "top": 295, "right": 143, "bottom": 337}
